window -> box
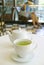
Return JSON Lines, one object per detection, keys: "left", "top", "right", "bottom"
{"left": 4, "top": 0, "right": 14, "bottom": 7}
{"left": 39, "top": 0, "right": 44, "bottom": 5}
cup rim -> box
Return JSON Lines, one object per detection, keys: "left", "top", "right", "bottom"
{"left": 14, "top": 38, "right": 32, "bottom": 47}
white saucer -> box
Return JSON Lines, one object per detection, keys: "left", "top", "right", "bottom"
{"left": 11, "top": 52, "right": 34, "bottom": 63}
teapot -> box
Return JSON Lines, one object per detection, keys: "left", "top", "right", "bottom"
{"left": 7, "top": 30, "right": 29, "bottom": 43}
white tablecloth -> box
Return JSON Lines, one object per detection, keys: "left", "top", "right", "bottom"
{"left": 0, "top": 34, "right": 44, "bottom": 65}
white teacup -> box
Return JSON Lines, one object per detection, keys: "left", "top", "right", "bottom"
{"left": 14, "top": 38, "right": 35, "bottom": 58}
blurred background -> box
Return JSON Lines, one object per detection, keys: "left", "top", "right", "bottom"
{"left": 0, "top": 0, "right": 44, "bottom": 36}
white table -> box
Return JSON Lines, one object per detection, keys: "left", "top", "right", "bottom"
{"left": 0, "top": 34, "right": 44, "bottom": 65}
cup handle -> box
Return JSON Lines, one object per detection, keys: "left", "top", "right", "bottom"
{"left": 31, "top": 42, "right": 37, "bottom": 52}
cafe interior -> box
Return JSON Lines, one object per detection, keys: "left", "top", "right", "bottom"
{"left": 0, "top": 0, "right": 44, "bottom": 36}
{"left": 0, "top": 0, "right": 44, "bottom": 65}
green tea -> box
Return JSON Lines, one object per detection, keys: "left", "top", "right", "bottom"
{"left": 16, "top": 40, "right": 32, "bottom": 46}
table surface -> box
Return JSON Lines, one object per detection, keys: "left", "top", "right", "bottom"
{"left": 0, "top": 33, "right": 44, "bottom": 65}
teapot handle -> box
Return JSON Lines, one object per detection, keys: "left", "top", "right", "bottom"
{"left": 7, "top": 31, "right": 14, "bottom": 43}
{"left": 7, "top": 31, "right": 12, "bottom": 38}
